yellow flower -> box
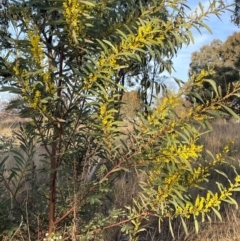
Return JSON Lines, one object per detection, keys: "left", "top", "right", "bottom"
{"left": 100, "top": 103, "right": 107, "bottom": 118}
{"left": 13, "top": 66, "right": 20, "bottom": 75}
{"left": 42, "top": 71, "right": 56, "bottom": 94}
{"left": 28, "top": 30, "right": 44, "bottom": 65}
{"left": 192, "top": 68, "right": 216, "bottom": 86}
{"left": 63, "top": 0, "right": 93, "bottom": 43}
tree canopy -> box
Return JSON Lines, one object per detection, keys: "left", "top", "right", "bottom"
{"left": 188, "top": 32, "right": 240, "bottom": 113}
{"left": 232, "top": 0, "right": 240, "bottom": 26}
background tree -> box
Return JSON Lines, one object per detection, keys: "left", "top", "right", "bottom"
{"left": 188, "top": 32, "right": 240, "bottom": 113}
{"left": 232, "top": 0, "right": 240, "bottom": 26}
{"left": 120, "top": 90, "right": 143, "bottom": 120}
{"left": 0, "top": 0, "right": 10, "bottom": 49}
{"left": 1, "top": 1, "right": 240, "bottom": 241}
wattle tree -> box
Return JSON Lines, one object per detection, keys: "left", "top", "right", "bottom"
{"left": 0, "top": 1, "right": 240, "bottom": 240}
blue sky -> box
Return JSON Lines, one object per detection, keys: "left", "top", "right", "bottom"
{"left": 166, "top": 0, "right": 240, "bottom": 89}
{"left": 1, "top": 0, "right": 239, "bottom": 100}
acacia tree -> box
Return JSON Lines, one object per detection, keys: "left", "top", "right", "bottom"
{"left": 1, "top": 0, "right": 240, "bottom": 240}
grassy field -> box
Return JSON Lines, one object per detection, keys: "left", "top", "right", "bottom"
{"left": 1, "top": 111, "right": 240, "bottom": 240}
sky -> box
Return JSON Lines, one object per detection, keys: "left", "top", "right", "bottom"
{"left": 165, "top": 0, "right": 240, "bottom": 89}
{"left": 1, "top": 0, "right": 240, "bottom": 101}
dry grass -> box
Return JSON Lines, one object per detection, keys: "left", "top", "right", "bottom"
{"left": 2, "top": 115, "right": 240, "bottom": 240}
{"left": 199, "top": 118, "right": 240, "bottom": 160}
{"left": 0, "top": 112, "right": 29, "bottom": 143}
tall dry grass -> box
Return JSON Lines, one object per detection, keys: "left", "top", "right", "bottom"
{"left": 1, "top": 115, "right": 240, "bottom": 240}
{"left": 199, "top": 118, "right": 240, "bottom": 160}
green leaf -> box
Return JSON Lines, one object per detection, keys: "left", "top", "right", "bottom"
{"left": 102, "top": 40, "right": 117, "bottom": 52}
{"left": 211, "top": 207, "right": 222, "bottom": 221}
{"left": 180, "top": 216, "right": 188, "bottom": 235}
{"left": 194, "top": 215, "right": 199, "bottom": 234}
{"left": 223, "top": 197, "right": 238, "bottom": 207}
{"left": 80, "top": 0, "right": 95, "bottom": 7}
{"left": 169, "top": 217, "right": 175, "bottom": 238}
{"left": 203, "top": 79, "right": 218, "bottom": 97}
{"left": 0, "top": 156, "right": 8, "bottom": 168}
{"left": 219, "top": 104, "right": 240, "bottom": 119}
{"left": 96, "top": 39, "right": 108, "bottom": 53}
{"left": 214, "top": 169, "right": 229, "bottom": 179}
{"left": 199, "top": 22, "right": 213, "bottom": 34}
{"left": 232, "top": 187, "right": 240, "bottom": 192}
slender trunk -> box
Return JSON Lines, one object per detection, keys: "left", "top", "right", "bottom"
{"left": 48, "top": 42, "right": 64, "bottom": 234}
{"left": 49, "top": 141, "right": 57, "bottom": 233}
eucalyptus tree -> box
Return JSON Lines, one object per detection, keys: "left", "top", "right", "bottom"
{"left": 1, "top": 0, "right": 240, "bottom": 240}
{"left": 188, "top": 32, "right": 240, "bottom": 113}
{"left": 232, "top": 0, "right": 240, "bottom": 26}
{"left": 0, "top": 0, "right": 10, "bottom": 48}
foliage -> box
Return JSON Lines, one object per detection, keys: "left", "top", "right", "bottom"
{"left": 0, "top": 135, "right": 13, "bottom": 153}
{"left": 188, "top": 32, "right": 240, "bottom": 113}
{"left": 0, "top": 0, "right": 11, "bottom": 49}
{"left": 232, "top": 0, "right": 240, "bottom": 26}
{"left": 0, "top": 0, "right": 240, "bottom": 240}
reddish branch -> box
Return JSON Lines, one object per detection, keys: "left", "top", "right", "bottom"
{"left": 75, "top": 211, "right": 156, "bottom": 238}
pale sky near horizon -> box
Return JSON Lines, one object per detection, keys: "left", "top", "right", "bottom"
{"left": 1, "top": 0, "right": 240, "bottom": 101}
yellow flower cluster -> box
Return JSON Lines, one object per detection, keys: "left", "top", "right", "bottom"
{"left": 11, "top": 16, "right": 56, "bottom": 113}
{"left": 191, "top": 68, "right": 215, "bottom": 86}
{"left": 30, "top": 71, "right": 55, "bottom": 110}
{"left": 63, "top": 0, "right": 93, "bottom": 43}
{"left": 122, "top": 21, "right": 164, "bottom": 50}
{"left": 177, "top": 143, "right": 203, "bottom": 160}
{"left": 186, "top": 166, "right": 209, "bottom": 188}
{"left": 156, "top": 185, "right": 170, "bottom": 200}
{"left": 30, "top": 90, "right": 41, "bottom": 109}
{"left": 191, "top": 106, "right": 209, "bottom": 121}
{"left": 189, "top": 101, "right": 221, "bottom": 122}
{"left": 148, "top": 93, "right": 181, "bottom": 124}
{"left": 13, "top": 66, "right": 20, "bottom": 76}
{"left": 147, "top": 138, "right": 203, "bottom": 201}
{"left": 176, "top": 174, "right": 240, "bottom": 218}
{"left": 100, "top": 103, "right": 107, "bottom": 124}
{"left": 99, "top": 102, "right": 115, "bottom": 150}
{"left": 42, "top": 71, "right": 56, "bottom": 95}
{"left": 28, "top": 30, "right": 44, "bottom": 66}
{"left": 135, "top": 23, "right": 153, "bottom": 44}
{"left": 82, "top": 53, "right": 120, "bottom": 90}
{"left": 213, "top": 141, "right": 234, "bottom": 165}
{"left": 99, "top": 103, "right": 114, "bottom": 131}
{"left": 165, "top": 172, "right": 181, "bottom": 185}
{"left": 82, "top": 20, "right": 165, "bottom": 90}
{"left": 151, "top": 171, "right": 182, "bottom": 202}
{"left": 83, "top": 73, "right": 98, "bottom": 89}
{"left": 13, "top": 65, "right": 55, "bottom": 111}
{"left": 13, "top": 67, "right": 30, "bottom": 94}
{"left": 156, "top": 143, "right": 203, "bottom": 164}
{"left": 176, "top": 193, "right": 219, "bottom": 218}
